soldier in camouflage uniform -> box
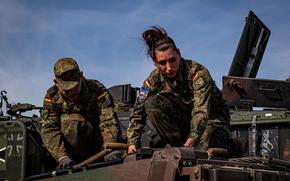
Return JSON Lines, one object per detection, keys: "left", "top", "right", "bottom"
{"left": 127, "top": 26, "right": 230, "bottom": 154}
{"left": 41, "top": 57, "right": 121, "bottom": 170}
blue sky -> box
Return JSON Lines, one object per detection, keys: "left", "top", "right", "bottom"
{"left": 1, "top": 0, "right": 290, "bottom": 109}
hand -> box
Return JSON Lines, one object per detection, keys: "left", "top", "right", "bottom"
{"left": 56, "top": 156, "right": 75, "bottom": 170}
{"left": 184, "top": 138, "right": 195, "bottom": 147}
{"left": 127, "top": 145, "right": 137, "bottom": 154}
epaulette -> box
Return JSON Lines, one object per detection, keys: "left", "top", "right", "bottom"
{"left": 46, "top": 85, "right": 58, "bottom": 95}
{"left": 144, "top": 69, "right": 161, "bottom": 89}
{"left": 184, "top": 59, "right": 205, "bottom": 81}
{"left": 86, "top": 79, "right": 105, "bottom": 93}
{"left": 86, "top": 79, "right": 108, "bottom": 101}
{"left": 44, "top": 86, "right": 58, "bottom": 103}
{"left": 184, "top": 59, "right": 213, "bottom": 91}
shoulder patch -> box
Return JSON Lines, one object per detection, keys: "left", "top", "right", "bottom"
{"left": 191, "top": 72, "right": 197, "bottom": 80}
{"left": 44, "top": 96, "right": 52, "bottom": 103}
{"left": 145, "top": 74, "right": 161, "bottom": 87}
{"left": 145, "top": 79, "right": 152, "bottom": 87}
{"left": 152, "top": 74, "right": 160, "bottom": 84}
{"left": 45, "top": 86, "right": 58, "bottom": 102}
{"left": 139, "top": 86, "right": 149, "bottom": 100}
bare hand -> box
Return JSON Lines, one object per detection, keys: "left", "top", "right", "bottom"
{"left": 128, "top": 145, "right": 137, "bottom": 154}
{"left": 184, "top": 138, "right": 195, "bottom": 147}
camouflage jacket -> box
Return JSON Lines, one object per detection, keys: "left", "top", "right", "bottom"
{"left": 127, "top": 59, "right": 229, "bottom": 146}
{"left": 41, "top": 79, "right": 120, "bottom": 161}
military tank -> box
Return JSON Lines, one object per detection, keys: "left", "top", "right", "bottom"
{"left": 0, "top": 10, "right": 290, "bottom": 181}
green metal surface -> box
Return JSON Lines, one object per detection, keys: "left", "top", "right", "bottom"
{"left": 230, "top": 110, "right": 290, "bottom": 125}
{"left": 0, "top": 121, "right": 27, "bottom": 180}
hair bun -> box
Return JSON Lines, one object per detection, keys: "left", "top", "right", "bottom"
{"left": 142, "top": 26, "right": 167, "bottom": 47}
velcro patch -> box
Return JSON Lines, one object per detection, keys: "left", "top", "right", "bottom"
{"left": 145, "top": 80, "right": 151, "bottom": 88}
{"left": 192, "top": 72, "right": 199, "bottom": 80}
{"left": 44, "top": 96, "right": 52, "bottom": 103}
{"left": 139, "top": 86, "right": 149, "bottom": 100}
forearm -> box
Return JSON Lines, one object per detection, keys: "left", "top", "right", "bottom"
{"left": 127, "top": 117, "right": 146, "bottom": 147}
{"left": 189, "top": 112, "right": 208, "bottom": 140}
{"left": 190, "top": 76, "right": 212, "bottom": 141}
{"left": 41, "top": 124, "right": 67, "bottom": 160}
{"left": 126, "top": 97, "right": 147, "bottom": 147}
{"left": 99, "top": 109, "right": 120, "bottom": 142}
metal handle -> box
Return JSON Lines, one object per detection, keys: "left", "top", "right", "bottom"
{"left": 259, "top": 86, "right": 277, "bottom": 92}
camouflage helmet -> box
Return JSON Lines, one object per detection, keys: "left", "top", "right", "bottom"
{"left": 54, "top": 57, "right": 81, "bottom": 90}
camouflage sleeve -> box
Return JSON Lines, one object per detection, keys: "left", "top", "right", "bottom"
{"left": 41, "top": 95, "right": 67, "bottom": 161}
{"left": 96, "top": 87, "right": 121, "bottom": 143}
{"left": 189, "top": 66, "right": 214, "bottom": 141}
{"left": 126, "top": 98, "right": 146, "bottom": 147}
{"left": 126, "top": 84, "right": 150, "bottom": 147}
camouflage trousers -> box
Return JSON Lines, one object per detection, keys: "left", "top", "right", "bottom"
{"left": 144, "top": 94, "right": 230, "bottom": 151}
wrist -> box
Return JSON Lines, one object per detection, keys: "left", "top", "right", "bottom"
{"left": 58, "top": 155, "right": 69, "bottom": 162}
{"left": 127, "top": 139, "right": 140, "bottom": 147}
{"left": 188, "top": 132, "right": 198, "bottom": 140}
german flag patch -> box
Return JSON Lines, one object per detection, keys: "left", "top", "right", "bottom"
{"left": 44, "top": 96, "right": 52, "bottom": 103}
{"left": 191, "top": 72, "right": 198, "bottom": 80}
{"left": 145, "top": 79, "right": 151, "bottom": 88}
